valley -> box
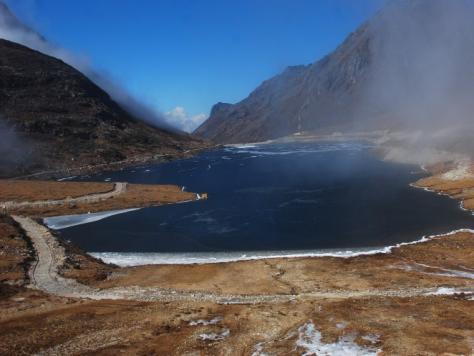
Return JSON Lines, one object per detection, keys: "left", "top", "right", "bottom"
{"left": 0, "top": 149, "right": 473, "bottom": 355}
{"left": 1, "top": 0, "right": 474, "bottom": 354}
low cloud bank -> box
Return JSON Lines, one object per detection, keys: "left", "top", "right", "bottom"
{"left": 0, "top": 121, "right": 36, "bottom": 176}
{"left": 165, "top": 107, "right": 207, "bottom": 133}
{"left": 360, "top": 0, "right": 474, "bottom": 164}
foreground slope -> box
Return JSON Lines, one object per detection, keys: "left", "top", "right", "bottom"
{"left": 1, "top": 208, "right": 473, "bottom": 354}
{"left": 0, "top": 160, "right": 473, "bottom": 355}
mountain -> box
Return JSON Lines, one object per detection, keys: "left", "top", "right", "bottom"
{"left": 0, "top": 2, "right": 209, "bottom": 178}
{"left": 0, "top": 1, "right": 178, "bottom": 132}
{"left": 195, "top": 23, "right": 371, "bottom": 143}
{"left": 0, "top": 38, "right": 205, "bottom": 177}
{"left": 195, "top": 0, "right": 474, "bottom": 144}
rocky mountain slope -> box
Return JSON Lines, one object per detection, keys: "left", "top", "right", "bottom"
{"left": 0, "top": 39, "right": 205, "bottom": 177}
{"left": 195, "top": 0, "right": 474, "bottom": 144}
{"left": 195, "top": 24, "right": 372, "bottom": 143}
{"left": 0, "top": 2, "right": 209, "bottom": 178}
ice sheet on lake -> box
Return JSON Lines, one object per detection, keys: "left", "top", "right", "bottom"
{"left": 224, "top": 142, "right": 370, "bottom": 157}
{"left": 90, "top": 247, "right": 384, "bottom": 266}
{"left": 44, "top": 208, "right": 140, "bottom": 230}
{"left": 56, "top": 176, "right": 77, "bottom": 181}
{"left": 90, "top": 229, "right": 474, "bottom": 266}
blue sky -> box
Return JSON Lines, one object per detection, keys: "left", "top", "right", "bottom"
{"left": 5, "top": 0, "right": 383, "bottom": 130}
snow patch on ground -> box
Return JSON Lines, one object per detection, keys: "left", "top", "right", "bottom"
{"left": 428, "top": 287, "right": 462, "bottom": 296}
{"left": 362, "top": 334, "right": 381, "bottom": 344}
{"left": 198, "top": 328, "right": 230, "bottom": 341}
{"left": 393, "top": 262, "right": 474, "bottom": 280}
{"left": 441, "top": 161, "right": 473, "bottom": 180}
{"left": 296, "top": 321, "right": 380, "bottom": 356}
{"left": 422, "top": 266, "right": 474, "bottom": 280}
{"left": 426, "top": 287, "right": 474, "bottom": 297}
{"left": 251, "top": 342, "right": 267, "bottom": 356}
{"left": 189, "top": 316, "right": 222, "bottom": 326}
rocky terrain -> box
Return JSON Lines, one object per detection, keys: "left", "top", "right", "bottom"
{"left": 1, "top": 210, "right": 473, "bottom": 355}
{"left": 196, "top": 0, "right": 474, "bottom": 149}
{"left": 0, "top": 38, "right": 210, "bottom": 178}
{"left": 0, "top": 168, "right": 473, "bottom": 355}
{"left": 0, "top": 2, "right": 213, "bottom": 178}
{"left": 195, "top": 23, "right": 371, "bottom": 143}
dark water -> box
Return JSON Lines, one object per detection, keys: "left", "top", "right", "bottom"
{"left": 58, "top": 142, "right": 474, "bottom": 253}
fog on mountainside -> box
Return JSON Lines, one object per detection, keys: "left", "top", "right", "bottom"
{"left": 0, "top": 121, "right": 37, "bottom": 177}
{"left": 361, "top": 0, "right": 474, "bottom": 163}
{"left": 0, "top": 1, "right": 178, "bottom": 132}
{"left": 196, "top": 0, "right": 474, "bottom": 164}
{"left": 365, "top": 0, "right": 474, "bottom": 130}
{"left": 0, "top": 10, "right": 207, "bottom": 178}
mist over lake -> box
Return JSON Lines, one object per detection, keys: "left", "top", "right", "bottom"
{"left": 56, "top": 142, "right": 474, "bottom": 256}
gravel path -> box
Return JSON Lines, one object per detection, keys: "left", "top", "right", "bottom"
{"left": 2, "top": 182, "right": 127, "bottom": 212}
{"left": 12, "top": 215, "right": 105, "bottom": 298}
{"left": 12, "top": 216, "right": 474, "bottom": 304}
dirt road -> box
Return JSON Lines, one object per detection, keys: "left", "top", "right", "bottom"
{"left": 3, "top": 182, "right": 127, "bottom": 212}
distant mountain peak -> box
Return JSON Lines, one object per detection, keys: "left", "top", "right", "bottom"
{"left": 195, "top": 0, "right": 474, "bottom": 144}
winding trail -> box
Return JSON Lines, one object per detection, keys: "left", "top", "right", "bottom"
{"left": 12, "top": 216, "right": 106, "bottom": 298}
{"left": 12, "top": 216, "right": 474, "bottom": 304}
{"left": 2, "top": 182, "right": 127, "bottom": 212}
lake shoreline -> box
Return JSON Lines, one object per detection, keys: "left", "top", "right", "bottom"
{"left": 57, "top": 140, "right": 474, "bottom": 256}
{"left": 1, "top": 146, "right": 474, "bottom": 355}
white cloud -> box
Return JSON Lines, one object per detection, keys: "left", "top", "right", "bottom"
{"left": 165, "top": 106, "right": 207, "bottom": 133}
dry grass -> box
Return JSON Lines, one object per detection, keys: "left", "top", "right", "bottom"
{"left": 0, "top": 215, "right": 32, "bottom": 285}
{"left": 0, "top": 172, "right": 473, "bottom": 355}
{"left": 0, "top": 181, "right": 200, "bottom": 217}
{"left": 0, "top": 210, "right": 472, "bottom": 355}
{"left": 0, "top": 180, "right": 114, "bottom": 202}
{"left": 415, "top": 164, "right": 474, "bottom": 213}
{"left": 30, "top": 184, "right": 198, "bottom": 217}
{"left": 416, "top": 176, "right": 474, "bottom": 191}
{"left": 95, "top": 231, "right": 474, "bottom": 295}
{"left": 0, "top": 288, "right": 472, "bottom": 355}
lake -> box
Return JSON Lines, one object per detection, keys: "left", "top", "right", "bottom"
{"left": 50, "top": 141, "right": 474, "bottom": 264}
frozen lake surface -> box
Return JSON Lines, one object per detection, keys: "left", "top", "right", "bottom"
{"left": 53, "top": 141, "right": 474, "bottom": 264}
